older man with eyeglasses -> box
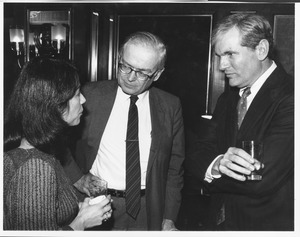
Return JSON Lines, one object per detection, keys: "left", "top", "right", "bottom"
{"left": 64, "top": 31, "right": 185, "bottom": 231}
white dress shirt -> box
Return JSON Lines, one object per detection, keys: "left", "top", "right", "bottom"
{"left": 204, "top": 61, "right": 277, "bottom": 183}
{"left": 90, "top": 86, "right": 152, "bottom": 190}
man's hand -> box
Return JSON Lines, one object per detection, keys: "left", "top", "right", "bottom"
{"left": 212, "top": 147, "right": 263, "bottom": 181}
{"left": 73, "top": 172, "right": 102, "bottom": 196}
{"left": 162, "top": 219, "right": 178, "bottom": 231}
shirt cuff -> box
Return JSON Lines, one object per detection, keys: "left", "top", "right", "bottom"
{"left": 204, "top": 155, "right": 223, "bottom": 183}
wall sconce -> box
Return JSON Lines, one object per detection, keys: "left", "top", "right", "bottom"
{"left": 51, "top": 24, "right": 66, "bottom": 54}
{"left": 9, "top": 26, "right": 24, "bottom": 55}
{"left": 9, "top": 25, "right": 24, "bottom": 68}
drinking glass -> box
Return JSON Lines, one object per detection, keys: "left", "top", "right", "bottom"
{"left": 242, "top": 140, "right": 263, "bottom": 181}
{"left": 89, "top": 179, "right": 108, "bottom": 205}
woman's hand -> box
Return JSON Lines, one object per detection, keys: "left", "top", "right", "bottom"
{"left": 69, "top": 195, "right": 112, "bottom": 230}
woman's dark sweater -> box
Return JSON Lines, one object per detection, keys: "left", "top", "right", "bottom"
{"left": 4, "top": 148, "right": 79, "bottom": 230}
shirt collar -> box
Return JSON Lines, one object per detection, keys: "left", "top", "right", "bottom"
{"left": 239, "top": 61, "right": 277, "bottom": 97}
{"left": 117, "top": 86, "right": 149, "bottom": 104}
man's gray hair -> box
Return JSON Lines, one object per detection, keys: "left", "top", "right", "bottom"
{"left": 119, "top": 31, "right": 167, "bottom": 70}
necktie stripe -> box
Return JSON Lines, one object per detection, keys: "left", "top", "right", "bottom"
{"left": 126, "top": 164, "right": 140, "bottom": 174}
{"left": 127, "top": 149, "right": 139, "bottom": 157}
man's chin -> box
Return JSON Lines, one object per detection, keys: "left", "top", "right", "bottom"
{"left": 228, "top": 77, "right": 240, "bottom": 87}
{"left": 121, "top": 86, "right": 136, "bottom": 95}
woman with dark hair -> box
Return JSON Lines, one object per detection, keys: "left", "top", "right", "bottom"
{"left": 3, "top": 58, "right": 112, "bottom": 230}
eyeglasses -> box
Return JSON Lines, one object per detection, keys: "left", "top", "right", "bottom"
{"left": 118, "top": 63, "right": 157, "bottom": 81}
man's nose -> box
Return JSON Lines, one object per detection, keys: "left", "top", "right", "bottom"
{"left": 127, "top": 71, "right": 137, "bottom": 81}
{"left": 219, "top": 56, "right": 229, "bottom": 71}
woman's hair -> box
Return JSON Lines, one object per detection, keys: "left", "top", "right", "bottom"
{"left": 118, "top": 31, "right": 167, "bottom": 70}
{"left": 212, "top": 13, "right": 274, "bottom": 58}
{"left": 4, "top": 57, "right": 80, "bottom": 156}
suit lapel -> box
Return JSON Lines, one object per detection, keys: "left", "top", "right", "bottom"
{"left": 88, "top": 82, "right": 118, "bottom": 152}
{"left": 238, "top": 66, "right": 285, "bottom": 137}
{"left": 228, "top": 90, "right": 240, "bottom": 146}
{"left": 147, "top": 88, "right": 165, "bottom": 174}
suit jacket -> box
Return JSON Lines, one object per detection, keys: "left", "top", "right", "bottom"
{"left": 67, "top": 80, "right": 185, "bottom": 230}
{"left": 186, "top": 64, "right": 294, "bottom": 230}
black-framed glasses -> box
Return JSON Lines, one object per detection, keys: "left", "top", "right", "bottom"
{"left": 118, "top": 63, "right": 157, "bottom": 81}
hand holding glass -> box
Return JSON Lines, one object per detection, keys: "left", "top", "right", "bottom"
{"left": 242, "top": 140, "right": 263, "bottom": 181}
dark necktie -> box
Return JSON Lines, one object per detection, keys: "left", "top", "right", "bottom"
{"left": 125, "top": 95, "right": 141, "bottom": 219}
{"left": 237, "top": 87, "right": 251, "bottom": 129}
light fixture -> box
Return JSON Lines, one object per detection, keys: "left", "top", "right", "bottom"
{"left": 9, "top": 25, "right": 25, "bottom": 68}
{"left": 28, "top": 32, "right": 39, "bottom": 58}
{"left": 51, "top": 24, "right": 66, "bottom": 54}
{"left": 9, "top": 26, "right": 24, "bottom": 55}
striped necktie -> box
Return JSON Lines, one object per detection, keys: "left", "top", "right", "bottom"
{"left": 237, "top": 87, "right": 251, "bottom": 129}
{"left": 125, "top": 95, "right": 141, "bottom": 219}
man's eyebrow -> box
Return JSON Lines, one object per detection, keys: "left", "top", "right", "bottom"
{"left": 121, "top": 59, "right": 152, "bottom": 73}
{"left": 215, "top": 50, "right": 237, "bottom": 57}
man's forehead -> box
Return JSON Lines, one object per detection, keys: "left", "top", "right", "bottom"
{"left": 215, "top": 30, "right": 242, "bottom": 52}
{"left": 122, "top": 44, "right": 158, "bottom": 68}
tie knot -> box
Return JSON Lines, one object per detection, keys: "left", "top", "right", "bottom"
{"left": 242, "top": 87, "right": 251, "bottom": 98}
{"left": 130, "top": 95, "right": 139, "bottom": 104}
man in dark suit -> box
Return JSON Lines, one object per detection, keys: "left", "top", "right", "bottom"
{"left": 185, "top": 13, "right": 294, "bottom": 230}
{"left": 65, "top": 32, "right": 185, "bottom": 230}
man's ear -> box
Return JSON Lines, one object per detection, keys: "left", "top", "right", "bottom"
{"left": 256, "top": 39, "right": 269, "bottom": 61}
{"left": 153, "top": 68, "right": 165, "bottom": 82}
